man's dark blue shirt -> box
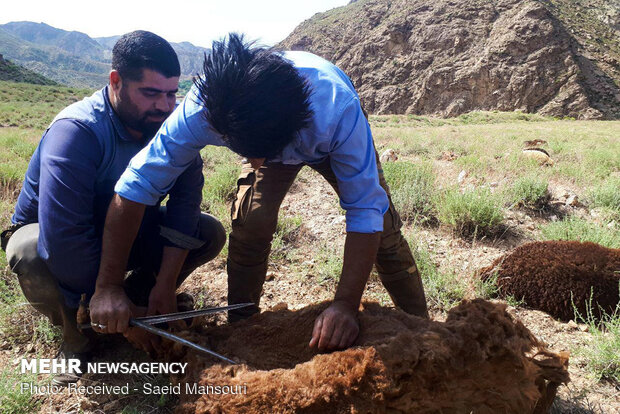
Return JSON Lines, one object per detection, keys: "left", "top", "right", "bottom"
{"left": 12, "top": 86, "right": 203, "bottom": 306}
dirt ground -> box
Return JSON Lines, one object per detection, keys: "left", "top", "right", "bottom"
{"left": 2, "top": 167, "right": 619, "bottom": 413}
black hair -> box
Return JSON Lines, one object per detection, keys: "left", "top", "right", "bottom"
{"left": 112, "top": 30, "right": 180, "bottom": 81}
{"left": 194, "top": 33, "right": 313, "bottom": 159}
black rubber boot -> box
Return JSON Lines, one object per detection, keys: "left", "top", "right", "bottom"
{"left": 226, "top": 259, "right": 267, "bottom": 323}
{"left": 380, "top": 265, "right": 429, "bottom": 318}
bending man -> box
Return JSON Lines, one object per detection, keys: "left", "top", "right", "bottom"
{"left": 91, "top": 33, "right": 427, "bottom": 352}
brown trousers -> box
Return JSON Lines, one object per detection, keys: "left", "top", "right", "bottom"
{"left": 227, "top": 152, "right": 428, "bottom": 321}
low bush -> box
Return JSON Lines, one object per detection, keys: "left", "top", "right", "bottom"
{"left": 382, "top": 161, "right": 436, "bottom": 223}
{"left": 437, "top": 187, "right": 504, "bottom": 238}
{"left": 507, "top": 175, "right": 551, "bottom": 210}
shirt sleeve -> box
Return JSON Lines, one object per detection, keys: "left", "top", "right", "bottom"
{"left": 115, "top": 90, "right": 222, "bottom": 206}
{"left": 37, "top": 119, "right": 102, "bottom": 306}
{"left": 329, "top": 98, "right": 388, "bottom": 233}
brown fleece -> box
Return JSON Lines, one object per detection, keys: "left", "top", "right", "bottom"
{"left": 479, "top": 241, "right": 620, "bottom": 321}
{"left": 164, "top": 299, "right": 569, "bottom": 414}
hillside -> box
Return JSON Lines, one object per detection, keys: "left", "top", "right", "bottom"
{"left": 0, "top": 22, "right": 209, "bottom": 88}
{"left": 280, "top": 0, "right": 620, "bottom": 119}
{"left": 0, "top": 53, "right": 57, "bottom": 85}
{"left": 0, "top": 26, "right": 109, "bottom": 88}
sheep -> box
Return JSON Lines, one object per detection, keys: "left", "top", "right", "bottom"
{"left": 478, "top": 240, "right": 620, "bottom": 322}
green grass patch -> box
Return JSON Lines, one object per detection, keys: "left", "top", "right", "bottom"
{"left": 200, "top": 146, "right": 242, "bottom": 231}
{"left": 0, "top": 128, "right": 40, "bottom": 197}
{"left": 382, "top": 161, "right": 436, "bottom": 222}
{"left": 437, "top": 187, "right": 504, "bottom": 238}
{"left": 313, "top": 244, "right": 343, "bottom": 285}
{"left": 506, "top": 175, "right": 551, "bottom": 210}
{"left": 0, "top": 81, "right": 92, "bottom": 129}
{"left": 371, "top": 117, "right": 620, "bottom": 191}
{"left": 0, "top": 367, "right": 41, "bottom": 414}
{"left": 540, "top": 216, "right": 620, "bottom": 249}
{"left": 587, "top": 176, "right": 620, "bottom": 213}
{"left": 574, "top": 288, "right": 620, "bottom": 384}
{"left": 409, "top": 240, "right": 467, "bottom": 311}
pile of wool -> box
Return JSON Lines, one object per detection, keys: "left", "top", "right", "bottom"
{"left": 479, "top": 240, "right": 620, "bottom": 321}
{"left": 164, "top": 299, "right": 569, "bottom": 414}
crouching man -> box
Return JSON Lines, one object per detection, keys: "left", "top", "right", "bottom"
{"left": 2, "top": 31, "right": 225, "bottom": 385}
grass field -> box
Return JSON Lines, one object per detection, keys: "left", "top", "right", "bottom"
{"left": 0, "top": 80, "right": 619, "bottom": 412}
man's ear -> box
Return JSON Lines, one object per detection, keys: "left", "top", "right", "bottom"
{"left": 109, "top": 70, "right": 122, "bottom": 92}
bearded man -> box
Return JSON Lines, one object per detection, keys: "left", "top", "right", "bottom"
{"left": 2, "top": 31, "right": 225, "bottom": 385}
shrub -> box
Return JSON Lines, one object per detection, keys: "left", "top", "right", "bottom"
{"left": 382, "top": 161, "right": 436, "bottom": 223}
{"left": 507, "top": 175, "right": 551, "bottom": 210}
{"left": 437, "top": 187, "right": 504, "bottom": 238}
{"left": 271, "top": 216, "right": 303, "bottom": 262}
{"left": 0, "top": 367, "right": 41, "bottom": 414}
{"left": 587, "top": 176, "right": 620, "bottom": 213}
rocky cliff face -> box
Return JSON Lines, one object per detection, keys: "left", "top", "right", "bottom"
{"left": 280, "top": 0, "right": 620, "bottom": 119}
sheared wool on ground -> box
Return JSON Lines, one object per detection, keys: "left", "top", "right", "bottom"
{"left": 164, "top": 299, "right": 569, "bottom": 414}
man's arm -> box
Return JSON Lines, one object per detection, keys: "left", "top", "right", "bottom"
{"left": 310, "top": 97, "right": 388, "bottom": 351}
{"left": 309, "top": 232, "right": 380, "bottom": 350}
{"left": 146, "top": 155, "right": 203, "bottom": 318}
{"left": 89, "top": 194, "right": 145, "bottom": 334}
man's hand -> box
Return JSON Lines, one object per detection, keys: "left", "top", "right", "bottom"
{"left": 309, "top": 301, "right": 359, "bottom": 351}
{"left": 146, "top": 279, "right": 185, "bottom": 329}
{"left": 89, "top": 284, "right": 133, "bottom": 334}
{"left": 125, "top": 278, "right": 185, "bottom": 354}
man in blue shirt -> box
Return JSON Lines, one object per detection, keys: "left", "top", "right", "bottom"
{"left": 92, "top": 33, "right": 427, "bottom": 351}
{"left": 3, "top": 31, "right": 225, "bottom": 383}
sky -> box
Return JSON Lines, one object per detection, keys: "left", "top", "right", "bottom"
{"left": 0, "top": 0, "right": 351, "bottom": 48}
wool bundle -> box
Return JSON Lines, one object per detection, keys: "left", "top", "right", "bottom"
{"left": 165, "top": 299, "right": 569, "bottom": 414}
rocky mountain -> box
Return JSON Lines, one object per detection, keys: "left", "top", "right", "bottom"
{"left": 0, "top": 53, "right": 58, "bottom": 85}
{"left": 280, "top": 0, "right": 620, "bottom": 119}
{"left": 0, "top": 22, "right": 209, "bottom": 88}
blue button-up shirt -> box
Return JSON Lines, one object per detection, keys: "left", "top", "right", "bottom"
{"left": 116, "top": 51, "right": 388, "bottom": 233}
{"left": 13, "top": 87, "right": 203, "bottom": 306}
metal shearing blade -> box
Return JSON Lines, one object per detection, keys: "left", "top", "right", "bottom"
{"left": 79, "top": 302, "right": 254, "bottom": 330}
{"left": 130, "top": 318, "right": 236, "bottom": 364}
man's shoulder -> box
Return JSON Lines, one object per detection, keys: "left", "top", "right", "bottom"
{"left": 51, "top": 87, "right": 108, "bottom": 129}
{"left": 285, "top": 52, "right": 352, "bottom": 88}
{"left": 285, "top": 51, "right": 358, "bottom": 115}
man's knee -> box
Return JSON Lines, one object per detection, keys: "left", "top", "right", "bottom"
{"left": 229, "top": 208, "right": 278, "bottom": 260}
{"left": 192, "top": 213, "right": 227, "bottom": 263}
{"left": 6, "top": 223, "right": 40, "bottom": 274}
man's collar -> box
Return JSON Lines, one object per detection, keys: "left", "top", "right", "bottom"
{"left": 103, "top": 85, "right": 135, "bottom": 142}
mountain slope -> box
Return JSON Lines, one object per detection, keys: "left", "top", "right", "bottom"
{"left": 280, "top": 0, "right": 620, "bottom": 119}
{"left": 0, "top": 22, "right": 210, "bottom": 88}
{"left": 2, "top": 21, "right": 106, "bottom": 60}
{"left": 0, "top": 53, "right": 58, "bottom": 85}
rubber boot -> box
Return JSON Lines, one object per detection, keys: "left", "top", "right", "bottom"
{"left": 226, "top": 259, "right": 268, "bottom": 323}
{"left": 380, "top": 265, "right": 429, "bottom": 318}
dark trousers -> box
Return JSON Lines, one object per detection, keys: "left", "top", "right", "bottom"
{"left": 227, "top": 152, "right": 428, "bottom": 321}
{"left": 5, "top": 210, "right": 226, "bottom": 352}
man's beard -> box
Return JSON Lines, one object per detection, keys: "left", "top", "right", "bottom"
{"left": 116, "top": 91, "right": 170, "bottom": 139}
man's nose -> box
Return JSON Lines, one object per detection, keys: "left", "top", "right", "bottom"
{"left": 155, "top": 95, "right": 174, "bottom": 113}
